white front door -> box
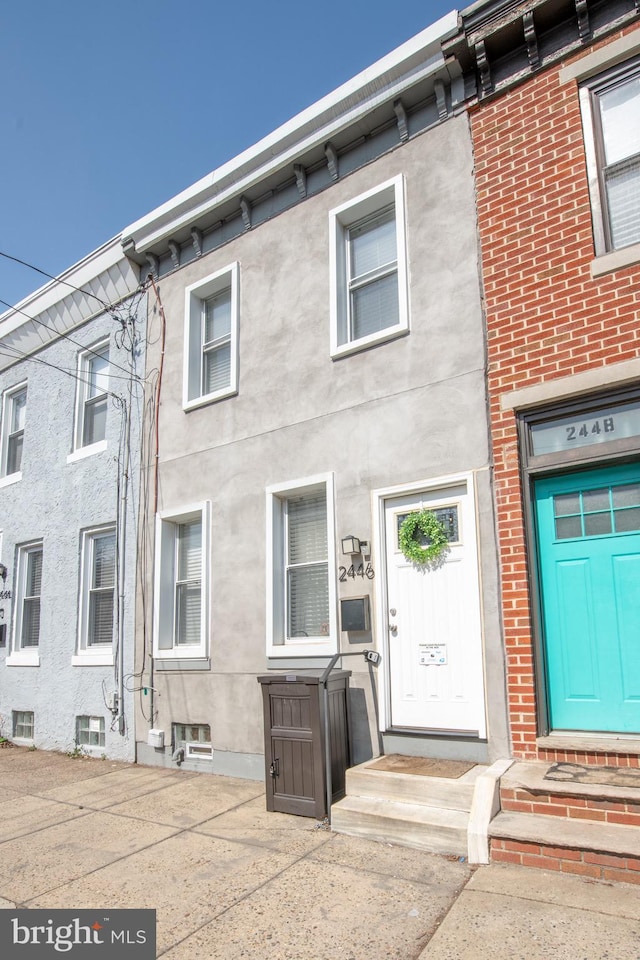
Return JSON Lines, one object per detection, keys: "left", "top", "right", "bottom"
{"left": 383, "top": 481, "right": 486, "bottom": 736}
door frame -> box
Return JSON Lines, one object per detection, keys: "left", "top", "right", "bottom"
{"left": 371, "top": 471, "right": 486, "bottom": 737}
{"left": 517, "top": 385, "right": 640, "bottom": 736}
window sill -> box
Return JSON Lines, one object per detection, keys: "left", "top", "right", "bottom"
{"left": 6, "top": 652, "right": 39, "bottom": 667}
{"left": 72, "top": 653, "right": 114, "bottom": 667}
{"left": 154, "top": 658, "right": 210, "bottom": 671}
{"left": 591, "top": 242, "right": 640, "bottom": 278}
{"left": 0, "top": 471, "right": 22, "bottom": 489}
{"left": 67, "top": 440, "right": 107, "bottom": 463}
{"left": 331, "top": 325, "right": 408, "bottom": 360}
{"left": 183, "top": 388, "right": 238, "bottom": 413}
{"left": 267, "top": 639, "right": 338, "bottom": 659}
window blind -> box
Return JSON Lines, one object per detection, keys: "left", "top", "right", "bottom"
{"left": 89, "top": 534, "right": 115, "bottom": 645}
{"left": 286, "top": 493, "right": 329, "bottom": 638}
{"left": 21, "top": 549, "right": 42, "bottom": 647}
{"left": 175, "top": 520, "right": 202, "bottom": 646}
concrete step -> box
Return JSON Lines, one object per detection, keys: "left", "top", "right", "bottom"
{"left": 331, "top": 794, "right": 469, "bottom": 855}
{"left": 490, "top": 810, "right": 640, "bottom": 859}
{"left": 345, "top": 761, "right": 478, "bottom": 811}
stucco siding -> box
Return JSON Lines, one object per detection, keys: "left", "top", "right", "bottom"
{"left": 0, "top": 298, "right": 145, "bottom": 760}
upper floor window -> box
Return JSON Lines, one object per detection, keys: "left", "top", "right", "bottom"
{"left": 1, "top": 384, "right": 27, "bottom": 479}
{"left": 75, "top": 342, "right": 109, "bottom": 451}
{"left": 183, "top": 263, "right": 239, "bottom": 410}
{"left": 581, "top": 60, "right": 640, "bottom": 255}
{"left": 154, "top": 503, "right": 210, "bottom": 660}
{"left": 330, "top": 176, "right": 409, "bottom": 358}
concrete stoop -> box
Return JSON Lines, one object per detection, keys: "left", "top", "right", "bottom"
{"left": 331, "top": 758, "right": 511, "bottom": 860}
{"left": 490, "top": 761, "right": 640, "bottom": 883}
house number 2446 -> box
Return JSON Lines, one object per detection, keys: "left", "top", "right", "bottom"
{"left": 339, "top": 564, "right": 375, "bottom": 581}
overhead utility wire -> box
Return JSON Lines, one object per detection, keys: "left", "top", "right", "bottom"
{"left": 0, "top": 297, "right": 142, "bottom": 382}
{"left": 0, "top": 250, "right": 124, "bottom": 313}
{"left": 0, "top": 345, "right": 143, "bottom": 387}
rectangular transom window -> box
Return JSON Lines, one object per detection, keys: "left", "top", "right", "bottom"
{"left": 266, "top": 474, "right": 337, "bottom": 658}
{"left": 75, "top": 341, "right": 110, "bottom": 450}
{"left": 330, "top": 176, "right": 408, "bottom": 358}
{"left": 1, "top": 383, "right": 27, "bottom": 478}
{"left": 184, "top": 263, "right": 239, "bottom": 409}
{"left": 581, "top": 59, "right": 640, "bottom": 254}
{"left": 154, "top": 503, "right": 210, "bottom": 660}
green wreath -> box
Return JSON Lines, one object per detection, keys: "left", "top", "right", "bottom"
{"left": 398, "top": 510, "right": 449, "bottom": 565}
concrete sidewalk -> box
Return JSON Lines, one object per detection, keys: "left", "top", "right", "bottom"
{"left": 0, "top": 748, "right": 638, "bottom": 959}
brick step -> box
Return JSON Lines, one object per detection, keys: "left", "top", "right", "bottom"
{"left": 500, "top": 761, "right": 640, "bottom": 828}
{"left": 490, "top": 810, "right": 640, "bottom": 884}
{"left": 331, "top": 794, "right": 469, "bottom": 855}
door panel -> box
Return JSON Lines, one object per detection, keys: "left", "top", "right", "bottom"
{"left": 535, "top": 464, "right": 640, "bottom": 733}
{"left": 384, "top": 483, "right": 486, "bottom": 736}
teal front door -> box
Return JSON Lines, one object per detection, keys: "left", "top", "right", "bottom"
{"left": 535, "top": 464, "right": 640, "bottom": 733}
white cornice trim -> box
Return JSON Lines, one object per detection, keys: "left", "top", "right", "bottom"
{"left": 0, "top": 235, "right": 137, "bottom": 335}
{"left": 122, "top": 12, "right": 459, "bottom": 254}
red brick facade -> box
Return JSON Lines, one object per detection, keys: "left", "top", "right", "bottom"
{"left": 471, "top": 25, "right": 640, "bottom": 761}
{"left": 491, "top": 838, "right": 640, "bottom": 883}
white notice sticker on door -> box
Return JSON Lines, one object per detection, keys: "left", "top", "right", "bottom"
{"left": 419, "top": 644, "right": 447, "bottom": 666}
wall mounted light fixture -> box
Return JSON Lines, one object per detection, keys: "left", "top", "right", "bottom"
{"left": 341, "top": 535, "right": 361, "bottom": 555}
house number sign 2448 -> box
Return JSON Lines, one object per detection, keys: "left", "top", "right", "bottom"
{"left": 338, "top": 564, "right": 374, "bottom": 582}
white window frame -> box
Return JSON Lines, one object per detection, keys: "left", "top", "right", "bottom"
{"left": 73, "top": 525, "right": 116, "bottom": 666}
{"left": 70, "top": 339, "right": 109, "bottom": 459}
{"left": 266, "top": 473, "right": 337, "bottom": 659}
{"left": 153, "top": 502, "right": 211, "bottom": 660}
{"left": 0, "top": 382, "right": 27, "bottom": 485}
{"left": 172, "top": 722, "right": 213, "bottom": 760}
{"left": 580, "top": 57, "right": 640, "bottom": 258}
{"left": 7, "top": 541, "right": 43, "bottom": 667}
{"left": 329, "top": 175, "right": 409, "bottom": 359}
{"left": 183, "top": 262, "right": 239, "bottom": 411}
{"left": 75, "top": 715, "right": 106, "bottom": 750}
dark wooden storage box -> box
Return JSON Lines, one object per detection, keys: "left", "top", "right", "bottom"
{"left": 257, "top": 670, "right": 351, "bottom": 818}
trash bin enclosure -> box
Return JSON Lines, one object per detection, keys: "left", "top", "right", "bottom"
{"left": 258, "top": 671, "right": 351, "bottom": 818}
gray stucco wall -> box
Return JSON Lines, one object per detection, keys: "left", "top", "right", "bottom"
{"left": 136, "top": 113, "right": 509, "bottom": 777}
{"left": 0, "top": 297, "right": 145, "bottom": 760}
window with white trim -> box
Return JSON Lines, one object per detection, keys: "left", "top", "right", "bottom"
{"left": 172, "top": 722, "right": 212, "bottom": 760}
{"left": 154, "top": 503, "right": 210, "bottom": 659}
{"left": 330, "top": 176, "right": 408, "bottom": 358}
{"left": 13, "top": 544, "right": 43, "bottom": 652}
{"left": 78, "top": 527, "right": 116, "bottom": 656}
{"left": 183, "top": 263, "right": 239, "bottom": 409}
{"left": 581, "top": 59, "right": 640, "bottom": 254}
{"left": 1, "top": 383, "right": 27, "bottom": 478}
{"left": 266, "top": 475, "right": 337, "bottom": 658}
{"left": 76, "top": 715, "right": 105, "bottom": 748}
{"left": 13, "top": 710, "right": 34, "bottom": 741}
{"left": 75, "top": 342, "right": 109, "bottom": 450}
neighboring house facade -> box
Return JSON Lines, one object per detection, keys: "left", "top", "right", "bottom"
{"left": 0, "top": 239, "right": 144, "bottom": 760}
{"left": 445, "top": 0, "right": 640, "bottom": 877}
{"left": 124, "top": 14, "right": 511, "bottom": 779}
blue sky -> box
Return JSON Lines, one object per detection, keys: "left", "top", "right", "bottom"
{"left": 1, "top": 1, "right": 457, "bottom": 309}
